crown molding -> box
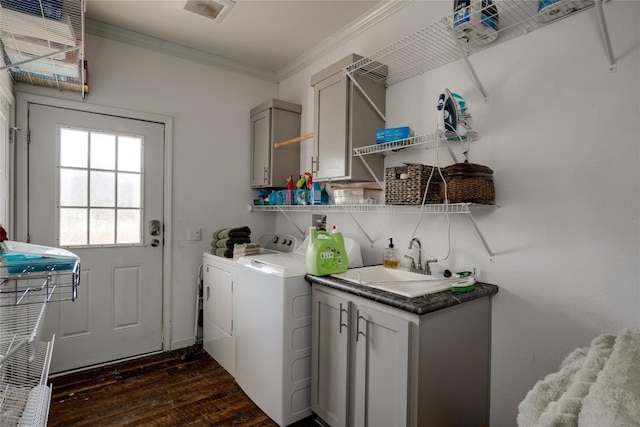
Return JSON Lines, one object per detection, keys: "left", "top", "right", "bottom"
{"left": 276, "top": 1, "right": 410, "bottom": 82}
{"left": 85, "top": 18, "right": 278, "bottom": 83}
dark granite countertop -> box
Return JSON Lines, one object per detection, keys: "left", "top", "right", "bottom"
{"left": 305, "top": 273, "right": 499, "bottom": 316}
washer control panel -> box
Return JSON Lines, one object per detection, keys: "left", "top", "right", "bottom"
{"left": 258, "top": 234, "right": 298, "bottom": 253}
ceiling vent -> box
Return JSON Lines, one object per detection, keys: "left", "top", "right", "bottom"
{"left": 183, "top": 0, "right": 236, "bottom": 23}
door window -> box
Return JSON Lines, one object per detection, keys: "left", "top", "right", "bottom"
{"left": 58, "top": 127, "right": 143, "bottom": 247}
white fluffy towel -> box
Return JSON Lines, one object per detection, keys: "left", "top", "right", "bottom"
{"left": 517, "top": 329, "right": 640, "bottom": 427}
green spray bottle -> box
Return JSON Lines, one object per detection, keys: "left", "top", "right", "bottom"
{"left": 305, "top": 226, "right": 348, "bottom": 276}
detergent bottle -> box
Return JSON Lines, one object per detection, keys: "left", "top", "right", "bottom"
{"left": 306, "top": 226, "right": 348, "bottom": 276}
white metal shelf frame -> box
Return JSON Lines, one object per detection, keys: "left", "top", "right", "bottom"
{"left": 0, "top": 298, "right": 48, "bottom": 365}
{"left": 0, "top": 255, "right": 79, "bottom": 426}
{"left": 0, "top": 261, "right": 79, "bottom": 363}
{"left": 250, "top": 203, "right": 496, "bottom": 261}
{"left": 345, "top": 0, "right": 615, "bottom": 95}
{"left": 0, "top": 337, "right": 54, "bottom": 427}
{"left": 0, "top": 0, "right": 86, "bottom": 97}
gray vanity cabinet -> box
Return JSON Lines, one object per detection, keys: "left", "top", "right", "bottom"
{"left": 311, "top": 283, "right": 491, "bottom": 427}
{"left": 310, "top": 54, "right": 385, "bottom": 182}
{"left": 311, "top": 286, "right": 410, "bottom": 427}
{"left": 250, "top": 99, "right": 302, "bottom": 188}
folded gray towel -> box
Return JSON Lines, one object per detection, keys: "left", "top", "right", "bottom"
{"left": 213, "top": 247, "right": 233, "bottom": 258}
{"left": 215, "top": 237, "right": 251, "bottom": 249}
{"left": 213, "top": 226, "right": 251, "bottom": 239}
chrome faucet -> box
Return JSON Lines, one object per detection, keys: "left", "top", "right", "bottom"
{"left": 408, "top": 238, "right": 422, "bottom": 272}
{"left": 407, "top": 237, "right": 437, "bottom": 275}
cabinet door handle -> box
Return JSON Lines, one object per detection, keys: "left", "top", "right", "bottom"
{"left": 206, "top": 286, "right": 210, "bottom": 301}
{"left": 356, "top": 310, "right": 366, "bottom": 342}
{"left": 339, "top": 302, "right": 348, "bottom": 334}
{"left": 263, "top": 166, "right": 268, "bottom": 183}
{"left": 311, "top": 156, "right": 318, "bottom": 175}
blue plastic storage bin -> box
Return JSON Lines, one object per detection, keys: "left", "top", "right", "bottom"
{"left": 0, "top": 0, "right": 64, "bottom": 20}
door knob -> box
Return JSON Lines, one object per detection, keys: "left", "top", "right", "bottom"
{"left": 151, "top": 239, "right": 160, "bottom": 247}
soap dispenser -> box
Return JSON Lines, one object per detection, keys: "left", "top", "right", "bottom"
{"left": 383, "top": 238, "right": 400, "bottom": 268}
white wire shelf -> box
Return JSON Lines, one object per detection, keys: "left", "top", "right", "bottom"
{"left": 0, "top": 260, "right": 80, "bottom": 307}
{"left": 251, "top": 202, "right": 497, "bottom": 261}
{"left": 0, "top": 0, "right": 86, "bottom": 95}
{"left": 345, "top": 0, "right": 599, "bottom": 87}
{"left": 0, "top": 337, "right": 54, "bottom": 427}
{"left": 353, "top": 131, "right": 478, "bottom": 157}
{"left": 0, "top": 298, "right": 48, "bottom": 365}
{"left": 250, "top": 202, "right": 493, "bottom": 214}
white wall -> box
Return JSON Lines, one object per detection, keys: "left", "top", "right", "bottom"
{"left": 277, "top": 1, "right": 640, "bottom": 425}
{"left": 16, "top": 33, "right": 279, "bottom": 349}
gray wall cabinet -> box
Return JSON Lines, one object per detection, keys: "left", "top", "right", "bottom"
{"left": 250, "top": 99, "right": 302, "bottom": 188}
{"left": 311, "top": 284, "right": 491, "bottom": 427}
{"left": 310, "top": 54, "right": 385, "bottom": 182}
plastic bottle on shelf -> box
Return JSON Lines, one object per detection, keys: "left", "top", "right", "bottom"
{"left": 311, "top": 182, "right": 322, "bottom": 205}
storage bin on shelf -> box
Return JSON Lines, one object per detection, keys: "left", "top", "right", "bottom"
{"left": 439, "top": 162, "right": 495, "bottom": 204}
{"left": 385, "top": 164, "right": 441, "bottom": 205}
{"left": 331, "top": 186, "right": 382, "bottom": 205}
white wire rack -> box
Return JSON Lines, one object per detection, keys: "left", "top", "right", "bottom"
{"left": 353, "top": 131, "right": 478, "bottom": 157}
{"left": 0, "top": 259, "right": 79, "bottom": 362}
{"left": 0, "top": 299, "right": 47, "bottom": 365}
{"left": 250, "top": 202, "right": 484, "bottom": 214}
{"left": 0, "top": 0, "right": 86, "bottom": 96}
{"left": 250, "top": 203, "right": 496, "bottom": 260}
{"left": 345, "top": 0, "right": 611, "bottom": 88}
{"left": 0, "top": 241, "right": 80, "bottom": 426}
{"left": 0, "top": 261, "right": 80, "bottom": 307}
{"left": 0, "top": 337, "right": 53, "bottom": 427}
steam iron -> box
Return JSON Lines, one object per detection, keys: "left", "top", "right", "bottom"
{"left": 437, "top": 88, "right": 458, "bottom": 137}
{"left": 437, "top": 89, "right": 474, "bottom": 141}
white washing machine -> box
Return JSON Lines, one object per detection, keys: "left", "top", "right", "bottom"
{"left": 234, "top": 235, "right": 363, "bottom": 427}
{"left": 202, "top": 234, "right": 298, "bottom": 378}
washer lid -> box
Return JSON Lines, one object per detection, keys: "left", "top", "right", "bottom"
{"left": 237, "top": 252, "right": 307, "bottom": 278}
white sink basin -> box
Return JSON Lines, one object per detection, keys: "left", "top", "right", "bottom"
{"left": 331, "top": 265, "right": 474, "bottom": 298}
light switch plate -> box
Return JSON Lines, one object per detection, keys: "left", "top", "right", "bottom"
{"left": 187, "top": 227, "right": 202, "bottom": 241}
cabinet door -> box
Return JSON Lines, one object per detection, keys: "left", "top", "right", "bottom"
{"left": 250, "top": 109, "right": 271, "bottom": 187}
{"left": 311, "top": 289, "right": 350, "bottom": 427}
{"left": 313, "top": 72, "right": 349, "bottom": 180}
{"left": 352, "top": 303, "right": 410, "bottom": 427}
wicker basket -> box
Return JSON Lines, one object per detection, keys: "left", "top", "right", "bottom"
{"left": 439, "top": 162, "right": 495, "bottom": 204}
{"left": 385, "top": 164, "right": 441, "bottom": 205}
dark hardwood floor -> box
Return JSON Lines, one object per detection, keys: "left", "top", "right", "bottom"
{"left": 48, "top": 345, "right": 319, "bottom": 426}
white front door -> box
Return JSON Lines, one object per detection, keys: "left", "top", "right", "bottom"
{"left": 26, "top": 102, "right": 165, "bottom": 373}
